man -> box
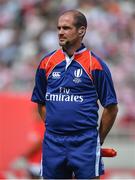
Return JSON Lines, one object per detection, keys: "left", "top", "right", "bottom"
{"left": 31, "top": 10, "right": 118, "bottom": 179}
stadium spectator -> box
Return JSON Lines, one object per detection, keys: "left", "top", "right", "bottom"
{"left": 11, "top": 110, "right": 44, "bottom": 179}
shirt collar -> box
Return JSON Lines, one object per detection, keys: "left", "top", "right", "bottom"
{"left": 75, "top": 43, "right": 86, "bottom": 53}
{"left": 62, "top": 43, "right": 87, "bottom": 56}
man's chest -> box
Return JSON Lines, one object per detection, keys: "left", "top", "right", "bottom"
{"left": 46, "top": 60, "right": 93, "bottom": 93}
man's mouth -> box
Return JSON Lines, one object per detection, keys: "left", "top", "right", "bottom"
{"left": 59, "top": 36, "right": 66, "bottom": 40}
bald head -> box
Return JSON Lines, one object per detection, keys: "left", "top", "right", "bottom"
{"left": 60, "top": 10, "right": 87, "bottom": 29}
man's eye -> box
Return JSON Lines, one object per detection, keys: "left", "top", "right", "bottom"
{"left": 63, "top": 27, "right": 70, "bottom": 30}
{"left": 57, "top": 26, "right": 71, "bottom": 30}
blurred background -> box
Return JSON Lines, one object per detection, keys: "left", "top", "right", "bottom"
{"left": 0, "top": 0, "right": 135, "bottom": 179}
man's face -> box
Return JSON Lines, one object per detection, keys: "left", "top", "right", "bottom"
{"left": 57, "top": 13, "right": 81, "bottom": 47}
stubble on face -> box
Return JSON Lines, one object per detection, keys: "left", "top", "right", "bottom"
{"left": 57, "top": 13, "right": 79, "bottom": 49}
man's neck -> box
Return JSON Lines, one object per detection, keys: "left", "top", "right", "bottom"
{"left": 63, "top": 42, "right": 82, "bottom": 57}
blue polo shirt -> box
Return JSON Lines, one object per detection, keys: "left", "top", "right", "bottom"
{"left": 31, "top": 45, "right": 117, "bottom": 134}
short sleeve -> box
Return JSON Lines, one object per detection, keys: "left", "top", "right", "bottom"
{"left": 91, "top": 53, "right": 118, "bottom": 107}
{"left": 31, "top": 66, "right": 47, "bottom": 105}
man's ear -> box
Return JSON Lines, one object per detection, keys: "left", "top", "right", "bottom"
{"left": 78, "top": 26, "right": 86, "bottom": 37}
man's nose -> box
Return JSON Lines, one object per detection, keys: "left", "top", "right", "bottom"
{"left": 59, "top": 28, "right": 64, "bottom": 35}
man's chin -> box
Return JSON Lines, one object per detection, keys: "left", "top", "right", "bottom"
{"left": 59, "top": 41, "right": 66, "bottom": 47}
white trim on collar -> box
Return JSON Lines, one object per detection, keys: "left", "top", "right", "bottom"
{"left": 74, "top": 47, "right": 87, "bottom": 54}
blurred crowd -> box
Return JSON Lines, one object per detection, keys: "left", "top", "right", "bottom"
{"left": 0, "top": 0, "right": 135, "bottom": 128}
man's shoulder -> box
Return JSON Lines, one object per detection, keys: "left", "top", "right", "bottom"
{"left": 40, "top": 50, "right": 57, "bottom": 62}
{"left": 91, "top": 51, "right": 104, "bottom": 63}
{"left": 39, "top": 50, "right": 57, "bottom": 68}
{"left": 39, "top": 49, "right": 64, "bottom": 70}
{"left": 91, "top": 51, "right": 110, "bottom": 71}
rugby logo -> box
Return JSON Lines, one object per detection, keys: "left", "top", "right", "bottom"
{"left": 73, "top": 68, "right": 82, "bottom": 83}
{"left": 74, "top": 68, "right": 83, "bottom": 78}
{"left": 52, "top": 71, "right": 61, "bottom": 79}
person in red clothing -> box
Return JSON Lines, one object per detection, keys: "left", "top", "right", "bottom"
{"left": 11, "top": 112, "right": 44, "bottom": 179}
{"left": 25, "top": 119, "right": 44, "bottom": 179}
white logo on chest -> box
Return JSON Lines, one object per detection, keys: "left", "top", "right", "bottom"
{"left": 73, "top": 69, "right": 82, "bottom": 83}
{"left": 52, "top": 72, "right": 61, "bottom": 79}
